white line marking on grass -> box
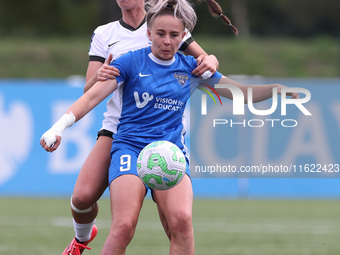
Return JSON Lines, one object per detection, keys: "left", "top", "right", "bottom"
{"left": 193, "top": 217, "right": 340, "bottom": 235}
{"left": 2, "top": 215, "right": 339, "bottom": 236}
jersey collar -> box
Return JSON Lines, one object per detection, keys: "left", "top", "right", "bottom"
{"left": 119, "top": 17, "right": 146, "bottom": 31}
{"left": 148, "top": 52, "right": 175, "bottom": 66}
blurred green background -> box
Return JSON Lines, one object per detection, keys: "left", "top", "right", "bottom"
{"left": 0, "top": 0, "right": 339, "bottom": 78}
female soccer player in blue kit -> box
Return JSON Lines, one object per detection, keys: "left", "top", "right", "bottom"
{"left": 62, "top": 0, "right": 229, "bottom": 253}
{"left": 41, "top": 0, "right": 299, "bottom": 254}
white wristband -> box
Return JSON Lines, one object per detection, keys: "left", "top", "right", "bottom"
{"left": 201, "top": 70, "right": 213, "bottom": 80}
{"left": 40, "top": 112, "right": 76, "bottom": 147}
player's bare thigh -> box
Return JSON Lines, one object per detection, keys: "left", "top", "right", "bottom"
{"left": 100, "top": 175, "right": 146, "bottom": 253}
{"left": 72, "top": 135, "right": 113, "bottom": 208}
{"left": 110, "top": 174, "right": 146, "bottom": 224}
{"left": 153, "top": 174, "right": 193, "bottom": 221}
{"left": 153, "top": 175, "right": 194, "bottom": 253}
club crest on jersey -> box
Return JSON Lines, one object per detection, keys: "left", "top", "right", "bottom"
{"left": 174, "top": 72, "right": 189, "bottom": 86}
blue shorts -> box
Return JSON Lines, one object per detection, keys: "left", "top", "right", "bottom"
{"left": 108, "top": 142, "right": 190, "bottom": 190}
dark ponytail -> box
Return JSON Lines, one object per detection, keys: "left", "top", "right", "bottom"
{"left": 205, "top": 0, "right": 238, "bottom": 35}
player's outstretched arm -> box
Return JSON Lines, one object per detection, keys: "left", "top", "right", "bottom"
{"left": 215, "top": 76, "right": 300, "bottom": 103}
{"left": 40, "top": 78, "right": 118, "bottom": 152}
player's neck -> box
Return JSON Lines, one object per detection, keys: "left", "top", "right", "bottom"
{"left": 121, "top": 8, "right": 146, "bottom": 29}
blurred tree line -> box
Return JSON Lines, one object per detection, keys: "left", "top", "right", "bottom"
{"left": 0, "top": 0, "right": 339, "bottom": 38}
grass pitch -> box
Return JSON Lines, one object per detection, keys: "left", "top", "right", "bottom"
{"left": 0, "top": 198, "right": 339, "bottom": 255}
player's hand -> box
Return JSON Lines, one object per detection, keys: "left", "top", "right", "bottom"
{"left": 97, "top": 54, "right": 120, "bottom": 81}
{"left": 192, "top": 55, "right": 219, "bottom": 79}
{"left": 40, "top": 129, "right": 61, "bottom": 152}
{"left": 277, "top": 84, "right": 300, "bottom": 99}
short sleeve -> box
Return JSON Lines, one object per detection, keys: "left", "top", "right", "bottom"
{"left": 179, "top": 29, "right": 194, "bottom": 52}
{"left": 111, "top": 52, "right": 134, "bottom": 86}
{"left": 88, "top": 28, "right": 107, "bottom": 63}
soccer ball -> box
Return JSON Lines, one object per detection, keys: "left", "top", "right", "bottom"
{"left": 137, "top": 140, "right": 187, "bottom": 190}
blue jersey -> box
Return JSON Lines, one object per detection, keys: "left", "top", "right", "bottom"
{"left": 111, "top": 47, "right": 222, "bottom": 152}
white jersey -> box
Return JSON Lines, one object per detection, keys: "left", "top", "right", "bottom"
{"left": 89, "top": 18, "right": 194, "bottom": 133}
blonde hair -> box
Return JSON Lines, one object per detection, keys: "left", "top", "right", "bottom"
{"left": 146, "top": 0, "right": 197, "bottom": 32}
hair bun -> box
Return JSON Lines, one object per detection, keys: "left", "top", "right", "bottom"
{"left": 166, "top": 0, "right": 177, "bottom": 8}
{"left": 146, "top": 0, "right": 197, "bottom": 32}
